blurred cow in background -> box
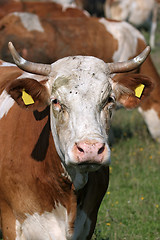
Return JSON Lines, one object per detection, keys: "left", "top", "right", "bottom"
{"left": 0, "top": 0, "right": 88, "bottom": 20}
{"left": 0, "top": 0, "right": 106, "bottom": 18}
{"left": 104, "top": 0, "right": 159, "bottom": 49}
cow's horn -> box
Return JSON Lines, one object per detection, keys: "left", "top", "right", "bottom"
{"left": 8, "top": 42, "right": 51, "bottom": 76}
{"left": 108, "top": 46, "right": 151, "bottom": 73}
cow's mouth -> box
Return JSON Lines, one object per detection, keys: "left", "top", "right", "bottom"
{"left": 78, "top": 161, "right": 100, "bottom": 166}
{"left": 77, "top": 161, "right": 102, "bottom": 172}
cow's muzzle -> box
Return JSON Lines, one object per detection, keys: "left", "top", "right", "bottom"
{"left": 72, "top": 140, "right": 110, "bottom": 166}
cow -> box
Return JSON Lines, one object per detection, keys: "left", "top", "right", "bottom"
{"left": 0, "top": 11, "right": 155, "bottom": 64}
{"left": 0, "top": 10, "right": 160, "bottom": 142}
{"left": 0, "top": 0, "right": 88, "bottom": 21}
{"left": 104, "top": 0, "right": 159, "bottom": 49}
{"left": 0, "top": 42, "right": 153, "bottom": 240}
{"left": 0, "top": 0, "right": 106, "bottom": 18}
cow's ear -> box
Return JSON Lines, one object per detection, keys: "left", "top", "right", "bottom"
{"left": 6, "top": 78, "right": 50, "bottom": 110}
{"left": 112, "top": 74, "right": 154, "bottom": 109}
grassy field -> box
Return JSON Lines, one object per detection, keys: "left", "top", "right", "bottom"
{"left": 93, "top": 18, "right": 160, "bottom": 240}
{"left": 93, "top": 109, "right": 160, "bottom": 240}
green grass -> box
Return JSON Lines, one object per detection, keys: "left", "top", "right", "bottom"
{"left": 93, "top": 109, "right": 160, "bottom": 240}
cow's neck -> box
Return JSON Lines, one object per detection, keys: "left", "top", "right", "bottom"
{"left": 59, "top": 159, "right": 88, "bottom": 190}
{"left": 64, "top": 164, "right": 89, "bottom": 191}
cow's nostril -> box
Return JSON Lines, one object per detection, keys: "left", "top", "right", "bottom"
{"left": 98, "top": 145, "right": 105, "bottom": 154}
{"left": 77, "top": 146, "right": 84, "bottom": 153}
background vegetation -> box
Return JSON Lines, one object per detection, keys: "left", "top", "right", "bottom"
{"left": 93, "top": 14, "right": 160, "bottom": 240}
{"left": 94, "top": 109, "right": 160, "bottom": 240}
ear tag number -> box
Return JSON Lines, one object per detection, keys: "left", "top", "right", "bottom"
{"left": 22, "top": 89, "right": 35, "bottom": 105}
{"left": 135, "top": 84, "right": 145, "bottom": 98}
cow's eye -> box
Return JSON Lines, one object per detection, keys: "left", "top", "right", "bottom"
{"left": 102, "top": 95, "right": 116, "bottom": 119}
{"left": 52, "top": 99, "right": 58, "bottom": 104}
{"left": 101, "top": 95, "right": 115, "bottom": 110}
{"left": 51, "top": 98, "right": 61, "bottom": 111}
{"left": 108, "top": 96, "right": 115, "bottom": 104}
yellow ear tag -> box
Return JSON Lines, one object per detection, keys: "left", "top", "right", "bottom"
{"left": 22, "top": 89, "right": 35, "bottom": 105}
{"left": 135, "top": 84, "right": 145, "bottom": 98}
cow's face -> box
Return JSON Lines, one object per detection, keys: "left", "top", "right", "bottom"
{"left": 7, "top": 43, "right": 153, "bottom": 174}
{"left": 49, "top": 56, "right": 114, "bottom": 171}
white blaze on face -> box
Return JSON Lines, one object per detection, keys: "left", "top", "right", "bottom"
{"left": 48, "top": 56, "right": 115, "bottom": 169}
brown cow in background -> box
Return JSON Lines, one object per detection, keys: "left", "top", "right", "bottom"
{"left": 104, "top": 0, "right": 159, "bottom": 49}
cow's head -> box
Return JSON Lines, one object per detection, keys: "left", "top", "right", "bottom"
{"left": 6, "top": 42, "right": 153, "bottom": 177}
